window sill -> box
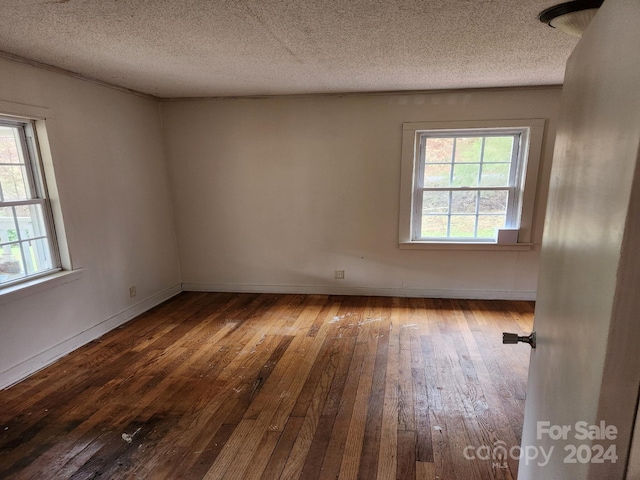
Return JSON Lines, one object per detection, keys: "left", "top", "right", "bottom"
{"left": 399, "top": 242, "right": 533, "bottom": 251}
{"left": 0, "top": 269, "right": 84, "bottom": 305}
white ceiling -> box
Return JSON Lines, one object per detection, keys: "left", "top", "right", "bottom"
{"left": 0, "top": 0, "right": 579, "bottom": 98}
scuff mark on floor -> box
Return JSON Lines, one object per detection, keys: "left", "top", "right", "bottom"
{"left": 122, "top": 427, "right": 142, "bottom": 444}
{"left": 358, "top": 317, "right": 384, "bottom": 326}
{"left": 401, "top": 323, "right": 419, "bottom": 329}
{"left": 330, "top": 312, "right": 356, "bottom": 323}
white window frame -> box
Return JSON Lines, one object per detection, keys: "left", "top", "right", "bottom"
{"left": 0, "top": 101, "right": 78, "bottom": 302}
{"left": 399, "top": 119, "right": 545, "bottom": 250}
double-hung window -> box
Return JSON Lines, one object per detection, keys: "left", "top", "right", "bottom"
{"left": 0, "top": 116, "right": 59, "bottom": 286}
{"left": 399, "top": 119, "right": 545, "bottom": 247}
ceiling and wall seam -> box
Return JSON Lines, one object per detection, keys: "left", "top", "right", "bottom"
{"left": 1, "top": 50, "right": 563, "bottom": 104}
{"left": 0, "top": 51, "right": 159, "bottom": 101}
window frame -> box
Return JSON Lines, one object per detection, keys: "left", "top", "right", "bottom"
{"left": 0, "top": 115, "right": 62, "bottom": 287}
{"left": 399, "top": 119, "right": 546, "bottom": 250}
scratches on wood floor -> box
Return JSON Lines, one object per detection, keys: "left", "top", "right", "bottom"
{"left": 0, "top": 293, "right": 533, "bottom": 479}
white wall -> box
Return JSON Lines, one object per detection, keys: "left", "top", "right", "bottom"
{"left": 0, "top": 58, "right": 181, "bottom": 389}
{"left": 161, "top": 88, "right": 561, "bottom": 299}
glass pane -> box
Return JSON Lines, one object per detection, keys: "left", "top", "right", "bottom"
{"left": 0, "top": 164, "right": 29, "bottom": 200}
{"left": 0, "top": 126, "right": 24, "bottom": 164}
{"left": 425, "top": 137, "right": 453, "bottom": 163}
{"left": 480, "top": 163, "right": 510, "bottom": 187}
{"left": 452, "top": 163, "right": 479, "bottom": 187}
{"left": 483, "top": 136, "right": 514, "bottom": 163}
{"left": 22, "top": 238, "right": 53, "bottom": 276}
{"left": 450, "top": 215, "right": 476, "bottom": 238}
{"left": 422, "top": 191, "right": 449, "bottom": 214}
{"left": 479, "top": 190, "right": 508, "bottom": 214}
{"left": 424, "top": 164, "right": 451, "bottom": 187}
{"left": 451, "top": 191, "right": 477, "bottom": 214}
{"left": 15, "top": 204, "right": 47, "bottom": 240}
{"left": 0, "top": 207, "right": 18, "bottom": 244}
{"left": 421, "top": 215, "right": 448, "bottom": 238}
{"left": 454, "top": 137, "right": 482, "bottom": 163}
{"left": 0, "top": 242, "right": 26, "bottom": 284}
{"left": 477, "top": 215, "right": 506, "bottom": 239}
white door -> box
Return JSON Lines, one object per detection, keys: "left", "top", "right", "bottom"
{"left": 518, "top": 1, "right": 640, "bottom": 479}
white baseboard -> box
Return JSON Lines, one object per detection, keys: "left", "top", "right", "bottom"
{"left": 0, "top": 283, "right": 182, "bottom": 390}
{"left": 181, "top": 283, "right": 536, "bottom": 301}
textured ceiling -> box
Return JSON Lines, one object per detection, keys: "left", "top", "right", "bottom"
{"left": 0, "top": 0, "right": 579, "bottom": 98}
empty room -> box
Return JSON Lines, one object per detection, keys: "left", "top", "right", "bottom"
{"left": 2, "top": 0, "right": 640, "bottom": 479}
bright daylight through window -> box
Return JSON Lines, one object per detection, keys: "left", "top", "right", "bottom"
{"left": 0, "top": 117, "right": 59, "bottom": 286}
{"left": 417, "top": 130, "right": 523, "bottom": 240}
{"left": 399, "top": 120, "right": 544, "bottom": 247}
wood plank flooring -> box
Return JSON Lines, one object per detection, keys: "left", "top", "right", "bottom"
{"left": 0, "top": 292, "right": 534, "bottom": 479}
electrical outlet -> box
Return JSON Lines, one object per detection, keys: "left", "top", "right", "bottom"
{"left": 129, "top": 286, "right": 137, "bottom": 298}
{"left": 335, "top": 270, "right": 345, "bottom": 280}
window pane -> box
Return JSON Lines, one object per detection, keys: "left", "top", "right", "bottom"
{"left": 0, "top": 242, "right": 25, "bottom": 283}
{"left": 424, "top": 164, "right": 451, "bottom": 187}
{"left": 483, "top": 136, "right": 514, "bottom": 163}
{"left": 22, "top": 238, "right": 53, "bottom": 275}
{"left": 452, "top": 163, "right": 480, "bottom": 187}
{"left": 477, "top": 215, "right": 506, "bottom": 239}
{"left": 0, "top": 126, "right": 24, "bottom": 164}
{"left": 0, "top": 206, "right": 18, "bottom": 244}
{"left": 421, "top": 215, "right": 448, "bottom": 238}
{"left": 450, "top": 215, "right": 476, "bottom": 238}
{"left": 0, "top": 120, "right": 59, "bottom": 286}
{"left": 451, "top": 191, "right": 477, "bottom": 214}
{"left": 454, "top": 137, "right": 482, "bottom": 163}
{"left": 15, "top": 204, "right": 47, "bottom": 240}
{"left": 422, "top": 191, "right": 449, "bottom": 214}
{"left": 480, "top": 163, "right": 510, "bottom": 187}
{"left": 479, "top": 190, "right": 508, "bottom": 214}
{"left": 0, "top": 165, "right": 30, "bottom": 200}
{"left": 425, "top": 137, "right": 453, "bottom": 163}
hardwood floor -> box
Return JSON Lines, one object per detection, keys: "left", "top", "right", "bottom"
{"left": 0, "top": 292, "right": 534, "bottom": 479}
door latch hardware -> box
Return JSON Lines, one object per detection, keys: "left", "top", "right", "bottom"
{"left": 503, "top": 331, "right": 536, "bottom": 349}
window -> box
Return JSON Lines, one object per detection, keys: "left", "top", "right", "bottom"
{"left": 416, "top": 130, "right": 524, "bottom": 240}
{"left": 399, "top": 119, "right": 545, "bottom": 248}
{"left": 0, "top": 116, "right": 60, "bottom": 286}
